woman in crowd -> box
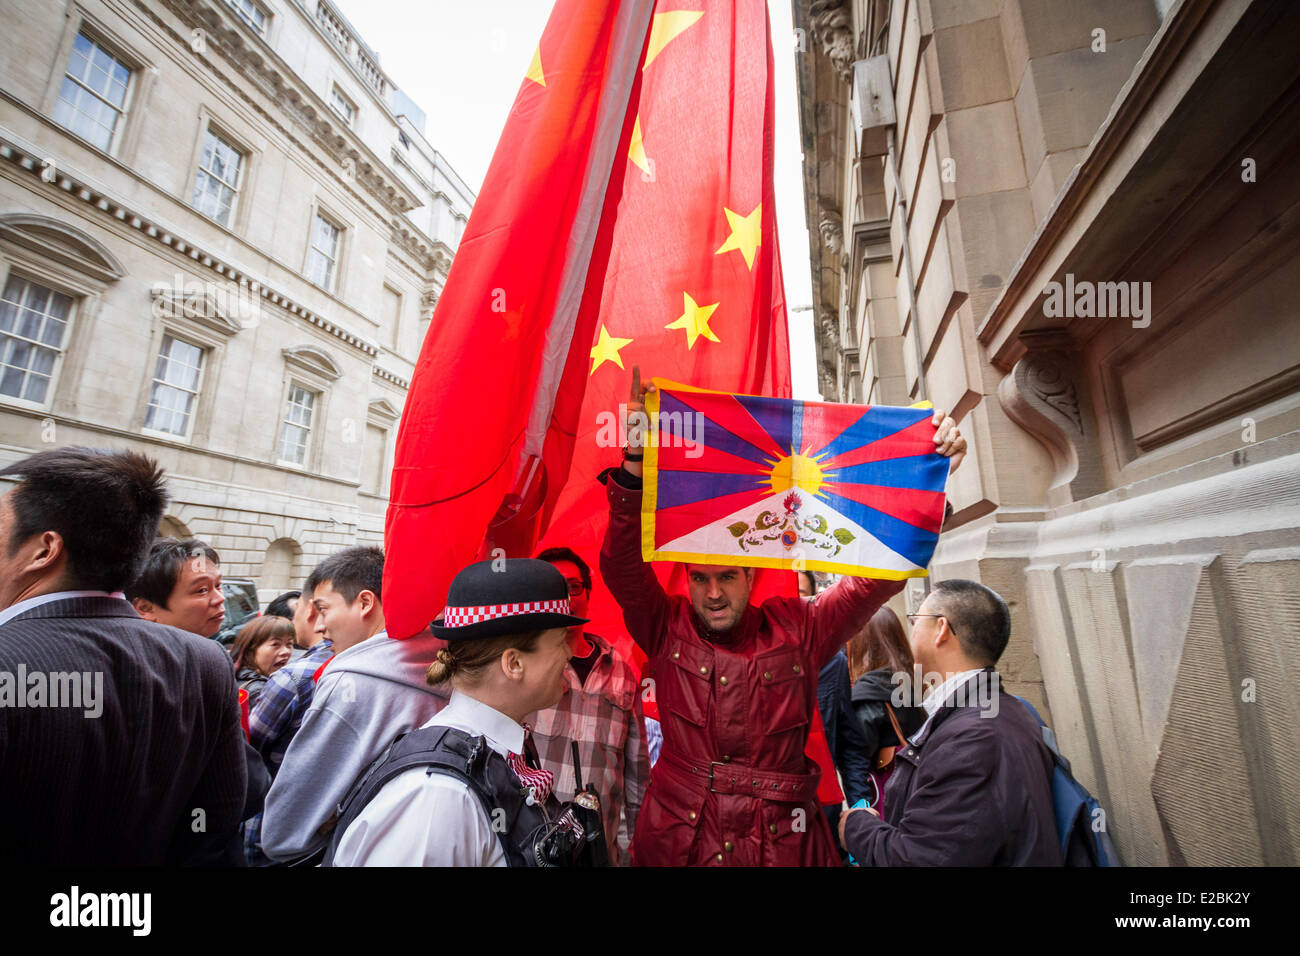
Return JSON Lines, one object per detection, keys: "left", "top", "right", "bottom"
{"left": 847, "top": 606, "right": 927, "bottom": 814}
{"left": 328, "top": 558, "right": 600, "bottom": 867}
{"left": 230, "top": 616, "right": 294, "bottom": 705}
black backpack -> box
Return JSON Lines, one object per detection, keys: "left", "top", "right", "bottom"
{"left": 323, "top": 724, "right": 558, "bottom": 867}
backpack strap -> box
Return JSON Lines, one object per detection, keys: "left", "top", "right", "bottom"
{"left": 324, "top": 725, "right": 505, "bottom": 865}
{"left": 884, "top": 702, "right": 908, "bottom": 748}
{"left": 1016, "top": 695, "right": 1072, "bottom": 775}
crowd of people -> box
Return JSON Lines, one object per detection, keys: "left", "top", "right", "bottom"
{"left": 0, "top": 383, "right": 1073, "bottom": 866}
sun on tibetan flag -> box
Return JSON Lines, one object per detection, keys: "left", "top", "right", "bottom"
{"left": 641, "top": 381, "right": 951, "bottom": 578}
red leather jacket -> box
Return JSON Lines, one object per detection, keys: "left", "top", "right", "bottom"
{"left": 600, "top": 471, "right": 902, "bottom": 866}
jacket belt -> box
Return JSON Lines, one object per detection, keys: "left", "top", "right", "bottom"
{"left": 657, "top": 749, "right": 821, "bottom": 802}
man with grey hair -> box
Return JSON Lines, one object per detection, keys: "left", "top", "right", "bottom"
{"left": 838, "top": 579, "right": 1063, "bottom": 866}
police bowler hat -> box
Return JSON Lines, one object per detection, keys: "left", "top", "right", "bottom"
{"left": 431, "top": 558, "right": 589, "bottom": 641}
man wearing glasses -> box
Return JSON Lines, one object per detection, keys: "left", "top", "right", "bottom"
{"left": 527, "top": 547, "right": 650, "bottom": 866}
{"left": 838, "top": 580, "right": 1063, "bottom": 866}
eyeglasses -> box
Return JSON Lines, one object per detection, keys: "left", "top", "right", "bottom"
{"left": 565, "top": 580, "right": 586, "bottom": 597}
{"left": 906, "top": 613, "right": 957, "bottom": 636}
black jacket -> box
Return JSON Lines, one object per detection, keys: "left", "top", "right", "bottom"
{"left": 0, "top": 595, "right": 247, "bottom": 865}
{"left": 850, "top": 666, "right": 926, "bottom": 758}
{"left": 842, "top": 668, "right": 1063, "bottom": 866}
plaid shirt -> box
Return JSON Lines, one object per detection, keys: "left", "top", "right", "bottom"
{"left": 529, "top": 632, "right": 649, "bottom": 866}
{"left": 248, "top": 640, "right": 333, "bottom": 772}
{"left": 243, "top": 640, "right": 332, "bottom": 866}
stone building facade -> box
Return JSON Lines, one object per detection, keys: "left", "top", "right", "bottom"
{"left": 795, "top": 0, "right": 1300, "bottom": 864}
{"left": 0, "top": 0, "right": 473, "bottom": 603}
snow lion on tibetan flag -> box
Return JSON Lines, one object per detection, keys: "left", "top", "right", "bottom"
{"left": 642, "top": 380, "right": 950, "bottom": 579}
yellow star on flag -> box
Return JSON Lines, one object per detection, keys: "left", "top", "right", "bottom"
{"left": 526, "top": 46, "right": 546, "bottom": 87}
{"left": 629, "top": 115, "right": 651, "bottom": 176}
{"left": 714, "top": 203, "right": 762, "bottom": 270}
{"left": 589, "top": 323, "right": 633, "bottom": 374}
{"left": 665, "top": 292, "right": 720, "bottom": 349}
{"left": 643, "top": 10, "right": 704, "bottom": 70}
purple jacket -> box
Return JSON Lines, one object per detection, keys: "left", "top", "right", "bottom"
{"left": 842, "top": 669, "right": 1063, "bottom": 866}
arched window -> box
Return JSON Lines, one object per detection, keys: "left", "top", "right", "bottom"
{"left": 262, "top": 537, "right": 301, "bottom": 592}
{"left": 158, "top": 515, "right": 191, "bottom": 540}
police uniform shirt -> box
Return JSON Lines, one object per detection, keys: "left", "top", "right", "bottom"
{"left": 332, "top": 690, "right": 527, "bottom": 867}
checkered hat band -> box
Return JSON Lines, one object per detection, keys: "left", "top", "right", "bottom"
{"left": 440, "top": 598, "right": 572, "bottom": 628}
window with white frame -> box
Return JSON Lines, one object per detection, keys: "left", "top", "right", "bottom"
{"left": 382, "top": 284, "right": 402, "bottom": 349}
{"left": 191, "top": 127, "right": 243, "bottom": 226}
{"left": 278, "top": 384, "right": 317, "bottom": 465}
{"left": 306, "top": 213, "right": 341, "bottom": 290}
{"left": 225, "top": 0, "right": 268, "bottom": 33}
{"left": 0, "top": 275, "right": 74, "bottom": 405}
{"left": 363, "top": 422, "right": 387, "bottom": 494}
{"left": 143, "top": 334, "right": 205, "bottom": 437}
{"left": 52, "top": 32, "right": 131, "bottom": 151}
{"left": 329, "top": 85, "right": 356, "bottom": 126}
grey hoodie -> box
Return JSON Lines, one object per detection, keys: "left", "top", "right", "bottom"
{"left": 260, "top": 628, "right": 448, "bottom": 862}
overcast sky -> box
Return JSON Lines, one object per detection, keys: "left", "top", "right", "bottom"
{"left": 332, "top": 0, "right": 819, "bottom": 400}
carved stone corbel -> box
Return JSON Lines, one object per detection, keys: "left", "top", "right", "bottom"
{"left": 997, "top": 331, "right": 1105, "bottom": 505}
{"left": 809, "top": 0, "right": 855, "bottom": 84}
{"left": 818, "top": 209, "right": 845, "bottom": 261}
{"left": 817, "top": 354, "right": 839, "bottom": 398}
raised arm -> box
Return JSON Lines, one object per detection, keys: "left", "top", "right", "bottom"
{"left": 807, "top": 575, "right": 905, "bottom": 670}
{"left": 600, "top": 469, "right": 670, "bottom": 657}
{"left": 598, "top": 368, "right": 671, "bottom": 656}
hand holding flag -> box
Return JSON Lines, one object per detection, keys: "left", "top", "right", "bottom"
{"left": 931, "top": 408, "right": 967, "bottom": 471}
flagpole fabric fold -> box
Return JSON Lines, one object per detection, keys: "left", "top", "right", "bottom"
{"left": 383, "top": 0, "right": 657, "bottom": 639}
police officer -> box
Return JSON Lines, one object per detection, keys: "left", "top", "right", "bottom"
{"left": 328, "top": 558, "right": 596, "bottom": 866}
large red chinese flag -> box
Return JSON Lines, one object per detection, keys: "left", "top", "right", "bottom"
{"left": 533, "top": 0, "right": 793, "bottom": 663}
{"left": 386, "top": 0, "right": 792, "bottom": 642}
{"left": 384, "top": 0, "right": 657, "bottom": 639}
{"left": 386, "top": 0, "right": 838, "bottom": 804}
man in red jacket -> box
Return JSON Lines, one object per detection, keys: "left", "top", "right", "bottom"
{"left": 599, "top": 373, "right": 966, "bottom": 866}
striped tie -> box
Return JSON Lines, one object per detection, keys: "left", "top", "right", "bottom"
{"left": 507, "top": 724, "right": 553, "bottom": 804}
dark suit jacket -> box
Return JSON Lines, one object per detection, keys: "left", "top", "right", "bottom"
{"left": 842, "top": 668, "right": 1063, "bottom": 866}
{"left": 0, "top": 595, "right": 246, "bottom": 865}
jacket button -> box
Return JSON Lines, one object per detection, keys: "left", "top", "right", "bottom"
{"left": 688, "top": 811, "right": 697, "bottom": 821}
{"left": 724, "top": 842, "right": 734, "bottom": 853}
{"left": 792, "top": 664, "right": 801, "bottom": 675}
{"left": 763, "top": 671, "right": 772, "bottom": 681}
{"left": 768, "top": 823, "right": 777, "bottom": 834}
{"left": 699, "top": 665, "right": 708, "bottom": 675}
{"left": 719, "top": 676, "right": 728, "bottom": 686}
{"left": 715, "top": 853, "right": 723, "bottom": 863}
{"left": 672, "top": 651, "right": 680, "bottom": 660}
{"left": 721, "top": 755, "right": 731, "bottom": 763}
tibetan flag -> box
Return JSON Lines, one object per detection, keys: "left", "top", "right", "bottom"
{"left": 642, "top": 381, "right": 950, "bottom": 578}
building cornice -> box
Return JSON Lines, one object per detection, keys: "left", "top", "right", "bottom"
{"left": 372, "top": 365, "right": 410, "bottom": 390}
{"left": 390, "top": 218, "right": 454, "bottom": 276}
{"left": 975, "top": 0, "right": 1221, "bottom": 368}
{"left": 0, "top": 406, "right": 364, "bottom": 490}
{"left": 0, "top": 124, "right": 380, "bottom": 359}
{"left": 140, "top": 0, "right": 422, "bottom": 219}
